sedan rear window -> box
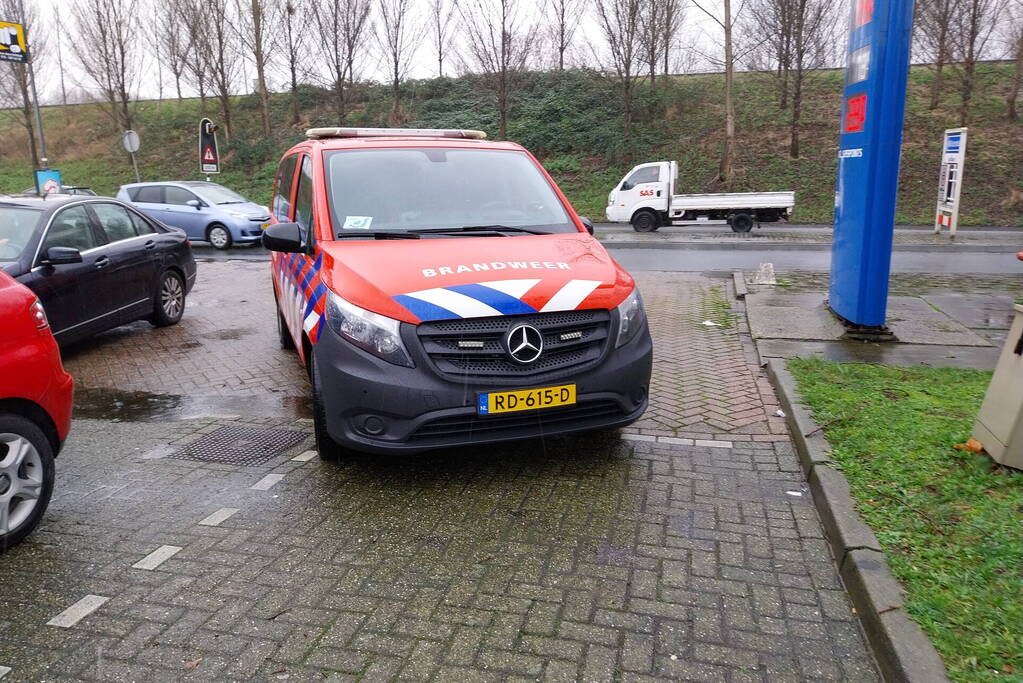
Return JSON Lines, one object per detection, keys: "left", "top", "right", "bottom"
{"left": 0, "top": 206, "right": 42, "bottom": 262}
{"left": 323, "top": 148, "right": 574, "bottom": 235}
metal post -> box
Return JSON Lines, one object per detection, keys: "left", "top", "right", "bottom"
{"left": 129, "top": 151, "right": 141, "bottom": 183}
{"left": 18, "top": 0, "right": 46, "bottom": 166}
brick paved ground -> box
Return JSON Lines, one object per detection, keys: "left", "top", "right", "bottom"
{"left": 0, "top": 262, "right": 880, "bottom": 681}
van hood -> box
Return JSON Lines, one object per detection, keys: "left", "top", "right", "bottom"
{"left": 317, "top": 233, "right": 634, "bottom": 324}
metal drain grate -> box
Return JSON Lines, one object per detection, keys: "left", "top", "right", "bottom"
{"left": 170, "top": 427, "right": 308, "bottom": 466}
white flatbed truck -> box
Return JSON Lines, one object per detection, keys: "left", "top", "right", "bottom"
{"left": 605, "top": 161, "right": 796, "bottom": 233}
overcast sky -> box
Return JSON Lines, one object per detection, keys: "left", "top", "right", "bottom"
{"left": 25, "top": 0, "right": 838, "bottom": 104}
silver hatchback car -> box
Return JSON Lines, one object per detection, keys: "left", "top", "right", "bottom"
{"left": 117, "top": 181, "right": 270, "bottom": 249}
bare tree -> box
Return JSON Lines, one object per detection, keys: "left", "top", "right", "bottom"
{"left": 661, "top": 0, "right": 686, "bottom": 76}
{"left": 0, "top": 0, "right": 42, "bottom": 167}
{"left": 950, "top": 0, "right": 1007, "bottom": 125}
{"left": 1007, "top": 0, "right": 1023, "bottom": 120}
{"left": 234, "top": 0, "right": 277, "bottom": 135}
{"left": 313, "top": 0, "right": 373, "bottom": 125}
{"left": 153, "top": 1, "right": 191, "bottom": 101}
{"left": 547, "top": 0, "right": 585, "bottom": 70}
{"left": 916, "top": 0, "right": 955, "bottom": 109}
{"left": 280, "top": 0, "right": 308, "bottom": 124}
{"left": 594, "top": 0, "right": 641, "bottom": 140}
{"left": 459, "top": 0, "right": 537, "bottom": 139}
{"left": 54, "top": 5, "right": 70, "bottom": 121}
{"left": 744, "top": 0, "right": 794, "bottom": 107}
{"left": 378, "top": 0, "right": 423, "bottom": 122}
{"left": 191, "top": 0, "right": 240, "bottom": 138}
{"left": 785, "top": 0, "right": 836, "bottom": 158}
{"left": 692, "top": 0, "right": 741, "bottom": 185}
{"left": 638, "top": 0, "right": 663, "bottom": 86}
{"left": 71, "top": 0, "right": 140, "bottom": 131}
{"left": 428, "top": 0, "right": 457, "bottom": 76}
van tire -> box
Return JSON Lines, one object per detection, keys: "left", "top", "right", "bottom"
{"left": 631, "top": 210, "right": 660, "bottom": 233}
{"left": 0, "top": 414, "right": 56, "bottom": 553}
{"left": 730, "top": 213, "right": 754, "bottom": 233}
{"left": 207, "top": 223, "right": 233, "bottom": 250}
{"left": 310, "top": 352, "right": 346, "bottom": 463}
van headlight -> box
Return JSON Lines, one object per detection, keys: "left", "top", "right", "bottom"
{"left": 325, "top": 291, "right": 413, "bottom": 367}
{"left": 615, "top": 288, "right": 645, "bottom": 348}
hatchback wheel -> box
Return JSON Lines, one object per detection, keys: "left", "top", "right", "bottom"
{"left": 0, "top": 415, "right": 55, "bottom": 553}
{"left": 149, "top": 270, "right": 186, "bottom": 327}
{"left": 208, "top": 224, "right": 232, "bottom": 250}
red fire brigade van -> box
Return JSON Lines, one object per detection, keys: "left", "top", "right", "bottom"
{"left": 265, "top": 128, "right": 652, "bottom": 459}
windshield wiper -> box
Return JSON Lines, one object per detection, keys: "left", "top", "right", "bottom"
{"left": 334, "top": 231, "right": 420, "bottom": 240}
{"left": 411, "top": 225, "right": 550, "bottom": 236}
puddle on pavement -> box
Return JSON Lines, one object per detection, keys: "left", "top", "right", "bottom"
{"left": 204, "top": 328, "right": 252, "bottom": 340}
{"left": 74, "top": 387, "right": 312, "bottom": 422}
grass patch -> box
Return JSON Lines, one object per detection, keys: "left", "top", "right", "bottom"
{"left": 788, "top": 359, "right": 1022, "bottom": 682}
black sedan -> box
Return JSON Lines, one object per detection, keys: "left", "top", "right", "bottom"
{"left": 0, "top": 196, "right": 196, "bottom": 346}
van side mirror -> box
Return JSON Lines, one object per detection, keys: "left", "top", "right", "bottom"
{"left": 262, "top": 222, "right": 305, "bottom": 253}
{"left": 186, "top": 199, "right": 202, "bottom": 209}
{"left": 40, "top": 246, "right": 83, "bottom": 266}
{"left": 579, "top": 216, "right": 595, "bottom": 235}
{"left": 621, "top": 182, "right": 633, "bottom": 191}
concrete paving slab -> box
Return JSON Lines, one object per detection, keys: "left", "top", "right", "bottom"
{"left": 747, "top": 293, "right": 992, "bottom": 346}
{"left": 920, "top": 293, "right": 1016, "bottom": 329}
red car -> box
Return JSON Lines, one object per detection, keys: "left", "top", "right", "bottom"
{"left": 0, "top": 270, "right": 73, "bottom": 551}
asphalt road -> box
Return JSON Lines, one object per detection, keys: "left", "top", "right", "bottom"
{"left": 191, "top": 241, "right": 1023, "bottom": 275}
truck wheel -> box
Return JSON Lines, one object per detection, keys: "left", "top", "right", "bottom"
{"left": 631, "top": 210, "right": 660, "bottom": 233}
{"left": 730, "top": 213, "right": 754, "bottom": 233}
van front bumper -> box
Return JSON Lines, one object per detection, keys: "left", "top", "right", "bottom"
{"left": 314, "top": 318, "right": 652, "bottom": 454}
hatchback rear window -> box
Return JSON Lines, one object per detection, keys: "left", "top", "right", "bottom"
{"left": 132, "top": 185, "right": 163, "bottom": 203}
{"left": 323, "top": 148, "right": 574, "bottom": 235}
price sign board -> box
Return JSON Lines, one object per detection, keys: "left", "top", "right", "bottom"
{"left": 828, "top": 0, "right": 916, "bottom": 330}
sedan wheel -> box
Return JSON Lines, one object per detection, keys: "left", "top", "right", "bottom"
{"left": 0, "top": 415, "right": 55, "bottom": 552}
{"left": 149, "top": 270, "right": 186, "bottom": 327}
{"left": 208, "top": 224, "right": 232, "bottom": 250}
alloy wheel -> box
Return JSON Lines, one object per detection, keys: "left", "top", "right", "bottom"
{"left": 0, "top": 433, "right": 44, "bottom": 538}
{"left": 161, "top": 275, "right": 184, "bottom": 319}
{"left": 209, "top": 227, "right": 229, "bottom": 248}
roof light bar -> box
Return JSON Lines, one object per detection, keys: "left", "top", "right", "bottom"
{"left": 306, "top": 127, "right": 487, "bottom": 140}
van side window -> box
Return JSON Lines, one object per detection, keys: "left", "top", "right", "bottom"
{"left": 624, "top": 166, "right": 660, "bottom": 189}
{"left": 273, "top": 155, "right": 299, "bottom": 221}
{"left": 294, "top": 155, "right": 315, "bottom": 246}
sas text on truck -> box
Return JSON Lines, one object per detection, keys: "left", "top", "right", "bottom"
{"left": 606, "top": 161, "right": 795, "bottom": 233}
{"left": 264, "top": 128, "right": 653, "bottom": 459}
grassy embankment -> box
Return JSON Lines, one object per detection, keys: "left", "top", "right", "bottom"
{"left": 1, "top": 65, "right": 1020, "bottom": 225}
{"left": 789, "top": 359, "right": 1022, "bottom": 682}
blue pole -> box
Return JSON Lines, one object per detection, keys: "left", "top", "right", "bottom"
{"left": 828, "top": 0, "right": 916, "bottom": 330}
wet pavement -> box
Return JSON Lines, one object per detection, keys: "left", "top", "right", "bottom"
{"left": 0, "top": 261, "right": 884, "bottom": 681}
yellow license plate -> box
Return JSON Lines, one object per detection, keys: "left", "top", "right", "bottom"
{"left": 261, "top": 222, "right": 270, "bottom": 230}
{"left": 478, "top": 384, "right": 576, "bottom": 415}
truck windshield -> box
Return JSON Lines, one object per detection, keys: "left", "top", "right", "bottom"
{"left": 323, "top": 148, "right": 575, "bottom": 236}
{"left": 0, "top": 206, "right": 42, "bottom": 263}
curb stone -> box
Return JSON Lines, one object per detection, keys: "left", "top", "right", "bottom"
{"left": 765, "top": 359, "right": 950, "bottom": 683}
{"left": 732, "top": 271, "right": 748, "bottom": 299}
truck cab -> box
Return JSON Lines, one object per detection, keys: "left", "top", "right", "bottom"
{"left": 264, "top": 128, "right": 653, "bottom": 459}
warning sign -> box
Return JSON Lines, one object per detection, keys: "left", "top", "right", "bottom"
{"left": 0, "top": 20, "right": 28, "bottom": 63}
{"left": 199, "top": 117, "right": 220, "bottom": 174}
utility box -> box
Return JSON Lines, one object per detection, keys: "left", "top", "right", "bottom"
{"left": 973, "top": 304, "right": 1023, "bottom": 469}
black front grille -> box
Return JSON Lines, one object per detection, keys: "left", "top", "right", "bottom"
{"left": 416, "top": 309, "right": 612, "bottom": 380}
{"left": 408, "top": 400, "right": 625, "bottom": 442}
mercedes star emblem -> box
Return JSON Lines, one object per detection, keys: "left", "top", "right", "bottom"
{"left": 505, "top": 324, "right": 544, "bottom": 364}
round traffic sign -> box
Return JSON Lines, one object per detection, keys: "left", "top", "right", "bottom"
{"left": 122, "top": 130, "right": 140, "bottom": 153}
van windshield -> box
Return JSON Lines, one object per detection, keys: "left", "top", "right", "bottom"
{"left": 323, "top": 148, "right": 575, "bottom": 235}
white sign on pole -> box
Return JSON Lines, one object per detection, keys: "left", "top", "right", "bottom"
{"left": 934, "top": 127, "right": 967, "bottom": 237}
{"left": 122, "top": 129, "right": 140, "bottom": 153}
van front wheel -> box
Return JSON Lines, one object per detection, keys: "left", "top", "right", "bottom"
{"left": 631, "top": 210, "right": 660, "bottom": 233}
{"left": 730, "top": 213, "right": 755, "bottom": 233}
